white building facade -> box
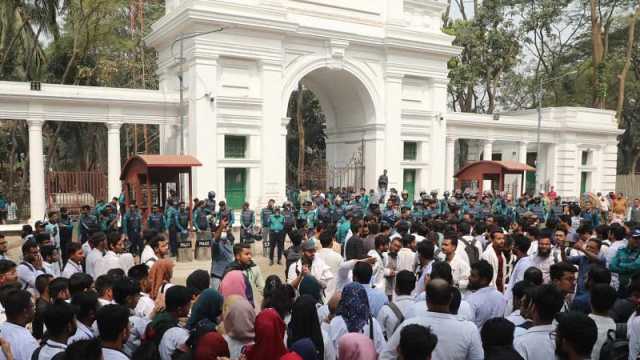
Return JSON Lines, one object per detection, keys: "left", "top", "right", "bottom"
{"left": 0, "top": 0, "right": 621, "bottom": 221}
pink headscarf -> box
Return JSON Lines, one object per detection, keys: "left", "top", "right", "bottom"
{"left": 338, "top": 333, "right": 377, "bottom": 360}
{"left": 219, "top": 270, "right": 248, "bottom": 299}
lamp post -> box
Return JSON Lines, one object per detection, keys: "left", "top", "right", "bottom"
{"left": 535, "top": 70, "right": 577, "bottom": 191}
{"left": 173, "top": 27, "right": 224, "bottom": 154}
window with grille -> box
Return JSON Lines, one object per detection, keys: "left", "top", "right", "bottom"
{"left": 225, "top": 136, "right": 246, "bottom": 158}
{"left": 404, "top": 142, "right": 417, "bottom": 161}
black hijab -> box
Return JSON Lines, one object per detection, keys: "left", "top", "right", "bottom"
{"left": 287, "top": 295, "right": 324, "bottom": 360}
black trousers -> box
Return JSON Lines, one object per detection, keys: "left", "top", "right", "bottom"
{"left": 128, "top": 231, "right": 142, "bottom": 257}
{"left": 269, "top": 231, "right": 284, "bottom": 262}
{"left": 169, "top": 227, "right": 178, "bottom": 256}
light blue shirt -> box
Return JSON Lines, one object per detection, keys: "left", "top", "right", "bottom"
{"left": 363, "top": 283, "right": 389, "bottom": 317}
{"left": 380, "top": 311, "right": 484, "bottom": 360}
{"left": 464, "top": 286, "right": 507, "bottom": 329}
{"left": 514, "top": 324, "right": 556, "bottom": 360}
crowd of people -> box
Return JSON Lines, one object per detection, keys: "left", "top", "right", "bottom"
{"left": 0, "top": 184, "right": 638, "bottom": 360}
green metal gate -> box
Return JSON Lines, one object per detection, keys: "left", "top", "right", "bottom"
{"left": 225, "top": 168, "right": 246, "bottom": 209}
{"left": 403, "top": 169, "right": 416, "bottom": 202}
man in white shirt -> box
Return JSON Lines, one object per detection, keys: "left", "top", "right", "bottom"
{"left": 96, "top": 275, "right": 115, "bottom": 307}
{"left": 113, "top": 277, "right": 150, "bottom": 356}
{"left": 555, "top": 311, "right": 599, "bottom": 360}
{"left": 313, "top": 231, "right": 343, "bottom": 299}
{"left": 288, "top": 240, "right": 333, "bottom": 296}
{"left": 606, "top": 223, "right": 627, "bottom": 290}
{"left": 505, "top": 280, "right": 535, "bottom": 326}
{"left": 16, "top": 240, "right": 45, "bottom": 295}
{"left": 36, "top": 302, "right": 75, "bottom": 359}
{"left": 376, "top": 270, "right": 415, "bottom": 339}
{"left": 587, "top": 284, "right": 617, "bottom": 359}
{"left": 128, "top": 265, "right": 155, "bottom": 319}
{"left": 549, "top": 261, "right": 577, "bottom": 312}
{"left": 396, "top": 234, "right": 416, "bottom": 273}
{"left": 68, "top": 291, "right": 99, "bottom": 344}
{"left": 0, "top": 289, "right": 39, "bottom": 360}
{"left": 85, "top": 232, "right": 107, "bottom": 279}
{"left": 367, "top": 234, "right": 388, "bottom": 291}
{"left": 140, "top": 233, "right": 170, "bottom": 269}
{"left": 519, "top": 233, "right": 558, "bottom": 284}
{"left": 384, "top": 237, "right": 402, "bottom": 300}
{"left": 96, "top": 304, "right": 131, "bottom": 360}
{"left": 441, "top": 233, "right": 470, "bottom": 290}
{"left": 480, "top": 230, "right": 507, "bottom": 292}
{"left": 95, "top": 233, "right": 126, "bottom": 278}
{"left": 514, "top": 284, "right": 565, "bottom": 360}
{"left": 380, "top": 278, "right": 484, "bottom": 360}
{"left": 464, "top": 260, "right": 507, "bottom": 328}
{"left": 41, "top": 245, "right": 61, "bottom": 278}
{"left": 62, "top": 242, "right": 84, "bottom": 279}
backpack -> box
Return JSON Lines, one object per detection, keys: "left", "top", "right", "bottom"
{"left": 31, "top": 346, "right": 66, "bottom": 360}
{"left": 386, "top": 303, "right": 405, "bottom": 334}
{"left": 459, "top": 237, "right": 480, "bottom": 265}
{"left": 599, "top": 323, "right": 629, "bottom": 360}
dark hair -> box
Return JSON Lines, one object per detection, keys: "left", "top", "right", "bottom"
{"left": 425, "top": 279, "right": 452, "bottom": 306}
{"left": 107, "top": 268, "right": 126, "bottom": 282}
{"left": 550, "top": 261, "right": 577, "bottom": 281}
{"left": 148, "top": 234, "right": 166, "bottom": 251}
{"left": 443, "top": 233, "right": 458, "bottom": 247}
{"left": 524, "top": 267, "right": 543, "bottom": 286}
{"left": 471, "top": 260, "right": 493, "bottom": 282}
{"left": 374, "top": 234, "right": 389, "bottom": 250}
{"left": 48, "top": 277, "right": 70, "bottom": 299}
{"left": 430, "top": 261, "right": 453, "bottom": 285}
{"left": 34, "top": 233, "right": 50, "bottom": 245}
{"left": 610, "top": 224, "right": 626, "bottom": 241}
{"left": 107, "top": 232, "right": 122, "bottom": 249}
{"left": 67, "top": 242, "right": 83, "bottom": 258}
{"left": 96, "top": 304, "right": 130, "bottom": 342}
{"left": 69, "top": 273, "right": 94, "bottom": 296}
{"left": 0, "top": 259, "right": 15, "bottom": 275}
{"left": 290, "top": 230, "right": 304, "bottom": 246}
{"left": 398, "top": 324, "right": 438, "bottom": 360}
{"left": 232, "top": 243, "right": 251, "bottom": 257}
{"left": 590, "top": 284, "right": 617, "bottom": 313}
{"left": 64, "top": 339, "right": 102, "bottom": 360}
{"left": 532, "top": 284, "right": 564, "bottom": 322}
{"left": 186, "top": 270, "right": 210, "bottom": 295}
{"left": 21, "top": 239, "right": 38, "bottom": 256}
{"left": 481, "top": 317, "right": 515, "bottom": 349}
{"left": 4, "top": 289, "right": 32, "bottom": 318}
{"left": 353, "top": 262, "right": 373, "bottom": 284}
{"left": 556, "top": 312, "right": 598, "bottom": 357}
{"left": 587, "top": 265, "right": 611, "bottom": 286}
{"left": 263, "top": 284, "right": 294, "bottom": 320}
{"left": 165, "top": 285, "right": 192, "bottom": 312}
{"left": 416, "top": 240, "right": 434, "bottom": 260}
{"left": 513, "top": 234, "right": 531, "bottom": 253}
{"left": 401, "top": 234, "right": 415, "bottom": 248}
{"left": 512, "top": 280, "right": 535, "bottom": 301}
{"left": 89, "top": 232, "right": 106, "bottom": 247}
{"left": 94, "top": 275, "right": 113, "bottom": 297}
{"left": 40, "top": 244, "right": 57, "bottom": 260}
{"left": 42, "top": 301, "right": 75, "bottom": 337}
{"left": 113, "top": 278, "right": 140, "bottom": 306}
{"left": 577, "top": 224, "right": 593, "bottom": 236}
{"left": 395, "top": 270, "right": 416, "bottom": 295}
{"left": 319, "top": 231, "right": 333, "bottom": 248}
{"left": 36, "top": 273, "right": 53, "bottom": 295}
{"left": 71, "top": 290, "right": 99, "bottom": 321}
{"left": 128, "top": 264, "right": 149, "bottom": 282}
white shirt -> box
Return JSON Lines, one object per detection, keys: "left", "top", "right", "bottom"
{"left": 606, "top": 239, "right": 627, "bottom": 290}
{"left": 85, "top": 248, "right": 103, "bottom": 279}
{"left": 480, "top": 246, "right": 507, "bottom": 289}
{"left": 68, "top": 320, "right": 95, "bottom": 344}
{"left": 505, "top": 310, "right": 527, "bottom": 326}
{"left": 0, "top": 322, "right": 39, "bottom": 360}
{"left": 380, "top": 311, "right": 483, "bottom": 360}
{"left": 159, "top": 327, "right": 190, "bottom": 360}
{"left": 396, "top": 248, "right": 415, "bottom": 272}
{"left": 62, "top": 260, "right": 83, "bottom": 278}
{"left": 102, "top": 348, "right": 129, "bottom": 360}
{"left": 43, "top": 261, "right": 61, "bottom": 278}
{"left": 16, "top": 261, "right": 44, "bottom": 295}
{"left": 588, "top": 313, "right": 615, "bottom": 360}
{"left": 81, "top": 242, "right": 91, "bottom": 257}
{"left": 329, "top": 315, "right": 386, "bottom": 354}
{"left": 405, "top": 295, "right": 474, "bottom": 323}
{"left": 287, "top": 256, "right": 334, "bottom": 292}
{"left": 36, "top": 339, "right": 67, "bottom": 360}
{"left": 95, "top": 250, "right": 121, "bottom": 278}
{"left": 135, "top": 293, "right": 155, "bottom": 319}
{"left": 367, "top": 249, "right": 386, "bottom": 290}
{"left": 464, "top": 286, "right": 507, "bottom": 328}
{"left": 315, "top": 248, "right": 343, "bottom": 299}
{"left": 448, "top": 254, "right": 471, "bottom": 290}
{"left": 141, "top": 245, "right": 156, "bottom": 266}
{"left": 628, "top": 312, "right": 640, "bottom": 360}
{"left": 125, "top": 315, "right": 150, "bottom": 356}
{"left": 376, "top": 295, "right": 415, "bottom": 338}
{"left": 513, "top": 324, "right": 556, "bottom": 360}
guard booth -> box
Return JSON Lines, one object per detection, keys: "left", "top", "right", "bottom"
{"left": 454, "top": 160, "right": 535, "bottom": 196}
{"left": 120, "top": 155, "right": 202, "bottom": 262}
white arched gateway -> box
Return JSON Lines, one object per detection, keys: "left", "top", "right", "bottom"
{"left": 0, "top": 0, "right": 621, "bottom": 222}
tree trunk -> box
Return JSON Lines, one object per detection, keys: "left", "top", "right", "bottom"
{"left": 443, "top": 0, "right": 452, "bottom": 27}
{"left": 590, "top": 0, "right": 605, "bottom": 108}
{"left": 296, "top": 82, "right": 305, "bottom": 186}
{"left": 616, "top": 7, "right": 640, "bottom": 126}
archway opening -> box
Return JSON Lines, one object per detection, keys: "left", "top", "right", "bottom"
{"left": 284, "top": 67, "right": 376, "bottom": 198}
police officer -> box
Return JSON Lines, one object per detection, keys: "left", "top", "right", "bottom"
{"left": 282, "top": 201, "right": 296, "bottom": 241}
{"left": 175, "top": 201, "right": 190, "bottom": 249}
{"left": 79, "top": 205, "right": 97, "bottom": 244}
{"left": 260, "top": 199, "right": 275, "bottom": 249}
{"left": 217, "top": 201, "right": 235, "bottom": 226}
{"left": 147, "top": 204, "right": 166, "bottom": 233}
{"left": 165, "top": 200, "right": 179, "bottom": 256}
{"left": 205, "top": 191, "right": 217, "bottom": 216}
{"left": 240, "top": 202, "right": 255, "bottom": 244}
{"left": 193, "top": 200, "right": 211, "bottom": 247}
{"left": 123, "top": 202, "right": 143, "bottom": 256}
{"left": 269, "top": 206, "right": 285, "bottom": 266}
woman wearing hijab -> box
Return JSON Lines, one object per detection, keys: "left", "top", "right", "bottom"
{"left": 286, "top": 338, "right": 318, "bottom": 360}
{"left": 244, "top": 308, "right": 287, "bottom": 360}
{"left": 149, "top": 258, "right": 175, "bottom": 300}
{"left": 288, "top": 295, "right": 331, "bottom": 360}
{"left": 187, "top": 288, "right": 224, "bottom": 332}
{"left": 329, "top": 282, "right": 386, "bottom": 354}
{"left": 193, "top": 331, "right": 230, "bottom": 360}
{"left": 337, "top": 333, "right": 377, "bottom": 360}
{"left": 221, "top": 296, "right": 256, "bottom": 359}
{"left": 219, "top": 270, "right": 254, "bottom": 306}
{"left": 261, "top": 275, "right": 283, "bottom": 309}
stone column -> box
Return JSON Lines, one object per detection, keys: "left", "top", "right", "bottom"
{"left": 260, "top": 61, "right": 286, "bottom": 204}
{"left": 107, "top": 122, "right": 123, "bottom": 201}
{"left": 27, "top": 119, "right": 46, "bottom": 221}
{"left": 518, "top": 141, "right": 528, "bottom": 194}
{"left": 384, "top": 73, "right": 404, "bottom": 191}
{"left": 483, "top": 139, "right": 494, "bottom": 161}
{"left": 445, "top": 136, "right": 457, "bottom": 191}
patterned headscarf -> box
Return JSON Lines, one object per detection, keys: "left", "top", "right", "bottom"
{"left": 336, "top": 282, "right": 370, "bottom": 333}
{"left": 187, "top": 288, "right": 224, "bottom": 330}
